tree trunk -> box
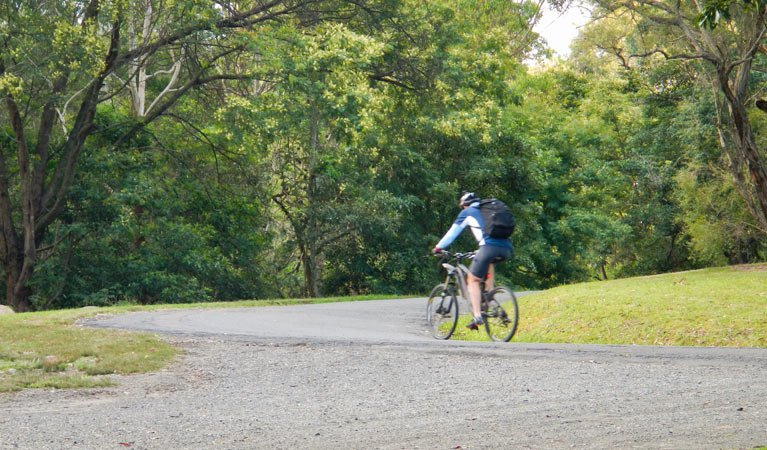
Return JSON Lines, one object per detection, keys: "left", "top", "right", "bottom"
{"left": 718, "top": 64, "right": 767, "bottom": 231}
{"left": 301, "top": 250, "right": 320, "bottom": 298}
{"left": 734, "top": 127, "right": 767, "bottom": 230}
{"left": 599, "top": 264, "right": 608, "bottom": 281}
{"left": 5, "top": 253, "right": 32, "bottom": 312}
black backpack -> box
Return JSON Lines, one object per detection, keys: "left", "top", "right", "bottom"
{"left": 478, "top": 199, "right": 515, "bottom": 239}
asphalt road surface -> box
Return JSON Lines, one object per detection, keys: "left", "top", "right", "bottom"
{"left": 1, "top": 297, "right": 766, "bottom": 450}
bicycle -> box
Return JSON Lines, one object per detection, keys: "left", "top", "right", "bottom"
{"left": 426, "top": 250, "right": 519, "bottom": 342}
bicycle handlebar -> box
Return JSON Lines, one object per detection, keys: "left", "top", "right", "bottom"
{"left": 433, "top": 250, "right": 476, "bottom": 260}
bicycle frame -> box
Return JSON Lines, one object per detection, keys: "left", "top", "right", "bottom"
{"left": 439, "top": 252, "right": 481, "bottom": 310}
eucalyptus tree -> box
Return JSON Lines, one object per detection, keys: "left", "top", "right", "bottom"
{"left": 0, "top": 0, "right": 408, "bottom": 311}
{"left": 584, "top": 0, "right": 767, "bottom": 236}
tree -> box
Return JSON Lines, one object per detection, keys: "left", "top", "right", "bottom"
{"left": 27, "top": 106, "right": 276, "bottom": 309}
{"left": 587, "top": 0, "right": 767, "bottom": 235}
{"left": 0, "top": 0, "right": 396, "bottom": 311}
{"left": 223, "top": 22, "right": 421, "bottom": 298}
{"left": 497, "top": 67, "right": 639, "bottom": 284}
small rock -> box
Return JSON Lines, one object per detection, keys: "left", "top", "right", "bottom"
{"left": 0, "top": 305, "right": 14, "bottom": 315}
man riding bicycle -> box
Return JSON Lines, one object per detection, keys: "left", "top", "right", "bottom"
{"left": 434, "top": 192, "right": 512, "bottom": 330}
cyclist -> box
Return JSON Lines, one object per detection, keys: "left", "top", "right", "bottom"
{"left": 434, "top": 192, "right": 512, "bottom": 330}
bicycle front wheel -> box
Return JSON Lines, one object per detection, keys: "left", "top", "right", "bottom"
{"left": 426, "top": 283, "right": 458, "bottom": 340}
{"left": 483, "top": 286, "right": 519, "bottom": 342}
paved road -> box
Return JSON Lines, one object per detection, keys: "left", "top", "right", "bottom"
{"left": 1, "top": 297, "right": 766, "bottom": 450}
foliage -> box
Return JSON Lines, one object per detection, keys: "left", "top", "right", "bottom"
{"left": 1, "top": 0, "right": 765, "bottom": 310}
{"left": 675, "top": 164, "right": 767, "bottom": 265}
{"left": 587, "top": 0, "right": 767, "bottom": 241}
{"left": 218, "top": 0, "right": 543, "bottom": 297}
{"left": 27, "top": 107, "right": 273, "bottom": 309}
{"left": 697, "top": 0, "right": 767, "bottom": 28}
{"left": 220, "top": 23, "right": 401, "bottom": 297}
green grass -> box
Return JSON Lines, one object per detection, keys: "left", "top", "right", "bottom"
{"left": 0, "top": 294, "right": 406, "bottom": 392}
{"left": 0, "top": 308, "right": 177, "bottom": 392}
{"left": 455, "top": 265, "right": 767, "bottom": 346}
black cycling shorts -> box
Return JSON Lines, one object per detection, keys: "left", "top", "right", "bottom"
{"left": 470, "top": 245, "right": 511, "bottom": 279}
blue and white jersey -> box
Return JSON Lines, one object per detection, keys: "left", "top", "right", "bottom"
{"left": 436, "top": 202, "right": 512, "bottom": 250}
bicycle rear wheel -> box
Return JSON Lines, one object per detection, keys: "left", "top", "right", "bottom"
{"left": 426, "top": 283, "right": 458, "bottom": 339}
{"left": 483, "top": 286, "right": 519, "bottom": 342}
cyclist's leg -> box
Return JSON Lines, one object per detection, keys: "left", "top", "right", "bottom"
{"left": 466, "top": 272, "right": 483, "bottom": 319}
{"left": 486, "top": 264, "right": 495, "bottom": 291}
{"left": 468, "top": 248, "right": 495, "bottom": 322}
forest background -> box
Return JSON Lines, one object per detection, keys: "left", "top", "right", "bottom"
{"left": 2, "top": 0, "right": 767, "bottom": 312}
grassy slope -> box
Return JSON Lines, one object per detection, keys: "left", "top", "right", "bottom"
{"left": 457, "top": 265, "right": 767, "bottom": 346}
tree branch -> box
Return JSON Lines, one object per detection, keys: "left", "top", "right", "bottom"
{"left": 112, "top": 0, "right": 316, "bottom": 75}
{"left": 143, "top": 53, "right": 183, "bottom": 116}
{"left": 110, "top": 47, "right": 252, "bottom": 150}
{"left": 367, "top": 73, "right": 416, "bottom": 90}
{"left": 5, "top": 88, "right": 36, "bottom": 296}
{"left": 38, "top": 18, "right": 122, "bottom": 232}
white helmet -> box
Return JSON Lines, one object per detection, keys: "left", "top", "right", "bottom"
{"left": 460, "top": 192, "right": 479, "bottom": 206}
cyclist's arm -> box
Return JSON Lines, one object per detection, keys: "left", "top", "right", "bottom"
{"left": 436, "top": 223, "right": 463, "bottom": 249}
